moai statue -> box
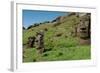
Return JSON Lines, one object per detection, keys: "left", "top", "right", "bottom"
{"left": 27, "top": 36, "right": 35, "bottom": 48}
{"left": 77, "top": 13, "right": 91, "bottom": 45}
{"left": 35, "top": 30, "right": 45, "bottom": 54}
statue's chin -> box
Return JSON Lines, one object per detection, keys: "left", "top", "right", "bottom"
{"left": 79, "top": 32, "right": 89, "bottom": 39}
{"left": 80, "top": 35, "right": 90, "bottom": 40}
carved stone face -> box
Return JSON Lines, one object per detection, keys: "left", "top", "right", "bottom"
{"left": 77, "top": 17, "right": 90, "bottom": 39}
{"left": 27, "top": 36, "right": 35, "bottom": 48}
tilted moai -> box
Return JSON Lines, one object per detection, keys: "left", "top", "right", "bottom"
{"left": 77, "top": 13, "right": 91, "bottom": 45}
{"left": 35, "top": 30, "right": 45, "bottom": 54}
{"left": 27, "top": 36, "right": 35, "bottom": 48}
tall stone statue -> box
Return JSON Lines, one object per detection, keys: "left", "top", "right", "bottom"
{"left": 77, "top": 13, "right": 91, "bottom": 45}
{"left": 27, "top": 36, "right": 35, "bottom": 48}
{"left": 35, "top": 30, "right": 45, "bottom": 54}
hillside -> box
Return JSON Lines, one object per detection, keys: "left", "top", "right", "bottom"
{"left": 23, "top": 12, "right": 91, "bottom": 62}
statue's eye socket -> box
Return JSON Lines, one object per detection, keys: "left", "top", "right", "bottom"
{"left": 80, "top": 19, "right": 83, "bottom": 21}
{"left": 80, "top": 28, "right": 86, "bottom": 30}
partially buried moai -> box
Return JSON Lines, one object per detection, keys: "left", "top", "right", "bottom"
{"left": 27, "top": 36, "right": 35, "bottom": 48}
{"left": 77, "top": 13, "right": 91, "bottom": 45}
{"left": 35, "top": 30, "right": 45, "bottom": 54}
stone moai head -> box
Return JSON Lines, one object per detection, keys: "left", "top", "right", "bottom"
{"left": 77, "top": 14, "right": 91, "bottom": 39}
{"left": 27, "top": 36, "right": 35, "bottom": 48}
{"left": 35, "top": 30, "right": 45, "bottom": 54}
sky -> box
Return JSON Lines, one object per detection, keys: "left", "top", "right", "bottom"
{"left": 23, "top": 10, "right": 68, "bottom": 28}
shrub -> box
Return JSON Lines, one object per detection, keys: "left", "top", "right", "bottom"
{"left": 23, "top": 26, "right": 26, "bottom": 30}
{"left": 27, "top": 25, "right": 34, "bottom": 29}
{"left": 43, "top": 53, "right": 48, "bottom": 57}
{"left": 33, "top": 59, "right": 36, "bottom": 62}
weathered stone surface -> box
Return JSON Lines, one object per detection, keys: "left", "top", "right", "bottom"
{"left": 77, "top": 13, "right": 91, "bottom": 45}
{"left": 79, "top": 38, "right": 90, "bottom": 45}
{"left": 35, "top": 30, "right": 45, "bottom": 54}
{"left": 27, "top": 36, "right": 35, "bottom": 48}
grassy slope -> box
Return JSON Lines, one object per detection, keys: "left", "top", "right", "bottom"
{"left": 23, "top": 15, "right": 91, "bottom": 62}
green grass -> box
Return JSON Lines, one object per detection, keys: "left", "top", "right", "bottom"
{"left": 23, "top": 36, "right": 91, "bottom": 62}
{"left": 23, "top": 45, "right": 91, "bottom": 62}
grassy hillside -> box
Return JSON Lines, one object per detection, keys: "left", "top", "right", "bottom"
{"left": 23, "top": 13, "right": 91, "bottom": 62}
